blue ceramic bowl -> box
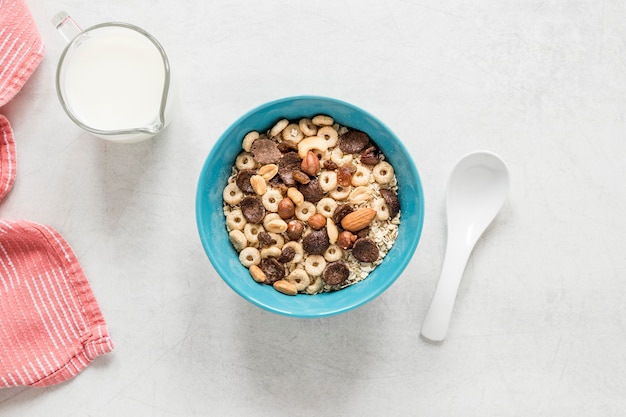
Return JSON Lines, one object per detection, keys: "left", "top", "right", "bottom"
{"left": 196, "top": 96, "right": 424, "bottom": 318}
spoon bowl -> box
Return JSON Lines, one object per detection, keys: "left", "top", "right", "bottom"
{"left": 421, "top": 151, "right": 509, "bottom": 342}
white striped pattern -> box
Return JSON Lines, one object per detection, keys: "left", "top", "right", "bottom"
{"left": 0, "top": 0, "right": 45, "bottom": 107}
{"left": 0, "top": 220, "right": 114, "bottom": 387}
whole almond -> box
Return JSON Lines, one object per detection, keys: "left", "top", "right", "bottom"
{"left": 277, "top": 198, "right": 295, "bottom": 219}
{"left": 340, "top": 207, "right": 376, "bottom": 232}
{"left": 301, "top": 151, "right": 321, "bottom": 176}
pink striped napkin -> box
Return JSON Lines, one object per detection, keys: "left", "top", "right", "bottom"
{"left": 1, "top": 0, "right": 114, "bottom": 387}
{"left": 0, "top": 221, "right": 114, "bottom": 387}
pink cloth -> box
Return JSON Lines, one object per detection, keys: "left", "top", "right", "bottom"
{"left": 1, "top": 0, "right": 114, "bottom": 388}
{"left": 0, "top": 221, "right": 114, "bottom": 387}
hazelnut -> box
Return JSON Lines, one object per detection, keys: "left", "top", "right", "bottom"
{"left": 301, "top": 151, "right": 321, "bottom": 176}
{"left": 308, "top": 213, "right": 327, "bottom": 230}
{"left": 286, "top": 220, "right": 304, "bottom": 240}
{"left": 336, "top": 230, "right": 356, "bottom": 249}
{"left": 277, "top": 198, "right": 295, "bottom": 219}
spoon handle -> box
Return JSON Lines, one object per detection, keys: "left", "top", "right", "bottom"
{"left": 420, "top": 239, "right": 471, "bottom": 342}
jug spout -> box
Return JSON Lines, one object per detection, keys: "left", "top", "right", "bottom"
{"left": 53, "top": 12, "right": 82, "bottom": 42}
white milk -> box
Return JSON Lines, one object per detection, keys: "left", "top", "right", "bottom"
{"left": 62, "top": 27, "right": 166, "bottom": 132}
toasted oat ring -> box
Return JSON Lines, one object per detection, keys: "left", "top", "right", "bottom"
{"left": 372, "top": 197, "right": 390, "bottom": 221}
{"left": 316, "top": 198, "right": 338, "bottom": 218}
{"left": 305, "top": 277, "right": 325, "bottom": 294}
{"left": 235, "top": 152, "right": 256, "bottom": 170}
{"left": 329, "top": 185, "right": 351, "bottom": 200}
{"left": 351, "top": 165, "right": 371, "bottom": 186}
{"left": 323, "top": 244, "right": 343, "bottom": 262}
{"left": 283, "top": 241, "right": 304, "bottom": 263}
{"left": 270, "top": 118, "right": 289, "bottom": 137}
{"left": 295, "top": 201, "right": 316, "bottom": 221}
{"left": 226, "top": 209, "right": 246, "bottom": 231}
{"left": 244, "top": 223, "right": 264, "bottom": 244}
{"left": 242, "top": 131, "right": 259, "bottom": 152}
{"left": 304, "top": 254, "right": 326, "bottom": 276}
{"left": 318, "top": 171, "right": 337, "bottom": 192}
{"left": 373, "top": 161, "right": 394, "bottom": 184}
{"left": 267, "top": 232, "right": 284, "bottom": 249}
{"left": 282, "top": 123, "right": 304, "bottom": 144}
{"left": 331, "top": 147, "right": 352, "bottom": 165}
{"left": 287, "top": 268, "right": 311, "bottom": 292}
{"left": 299, "top": 118, "right": 318, "bottom": 136}
{"left": 239, "top": 247, "right": 261, "bottom": 267}
{"left": 262, "top": 189, "right": 283, "bottom": 212}
{"left": 317, "top": 126, "right": 338, "bottom": 148}
{"left": 223, "top": 182, "right": 244, "bottom": 205}
{"left": 312, "top": 114, "right": 334, "bottom": 126}
{"left": 261, "top": 246, "right": 282, "bottom": 259}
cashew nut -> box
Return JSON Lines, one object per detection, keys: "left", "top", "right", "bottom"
{"left": 297, "top": 136, "right": 329, "bottom": 159}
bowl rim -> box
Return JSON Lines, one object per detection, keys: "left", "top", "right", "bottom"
{"left": 195, "top": 95, "right": 424, "bottom": 318}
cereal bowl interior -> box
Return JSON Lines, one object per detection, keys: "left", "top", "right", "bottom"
{"left": 196, "top": 96, "right": 424, "bottom": 318}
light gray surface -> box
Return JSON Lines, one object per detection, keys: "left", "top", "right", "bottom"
{"left": 1, "top": 0, "right": 625, "bottom": 415}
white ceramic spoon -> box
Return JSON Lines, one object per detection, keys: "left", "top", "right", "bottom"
{"left": 421, "top": 151, "right": 510, "bottom": 342}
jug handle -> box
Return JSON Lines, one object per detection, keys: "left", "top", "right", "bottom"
{"left": 52, "top": 12, "right": 82, "bottom": 43}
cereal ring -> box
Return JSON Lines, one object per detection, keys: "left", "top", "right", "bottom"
{"left": 244, "top": 223, "right": 264, "bottom": 244}
{"left": 226, "top": 209, "right": 246, "bottom": 231}
{"left": 331, "top": 147, "right": 352, "bottom": 165}
{"left": 228, "top": 230, "right": 247, "bottom": 252}
{"left": 223, "top": 183, "right": 244, "bottom": 205}
{"left": 323, "top": 244, "right": 344, "bottom": 262}
{"left": 305, "top": 277, "right": 325, "bottom": 294}
{"left": 270, "top": 118, "right": 289, "bottom": 137}
{"left": 295, "top": 201, "right": 316, "bottom": 221}
{"left": 239, "top": 247, "right": 261, "bottom": 267}
{"left": 372, "top": 198, "right": 390, "bottom": 221}
{"left": 316, "top": 198, "right": 338, "bottom": 218}
{"left": 235, "top": 152, "right": 256, "bottom": 170}
{"left": 351, "top": 165, "right": 371, "bottom": 186}
{"left": 283, "top": 241, "right": 304, "bottom": 263}
{"left": 317, "top": 126, "right": 338, "bottom": 148}
{"left": 261, "top": 246, "right": 282, "bottom": 259}
{"left": 318, "top": 171, "right": 337, "bottom": 192}
{"left": 282, "top": 123, "right": 304, "bottom": 144}
{"left": 304, "top": 254, "right": 327, "bottom": 276}
{"left": 287, "top": 268, "right": 311, "bottom": 292}
{"left": 299, "top": 118, "right": 318, "bottom": 136}
{"left": 262, "top": 189, "right": 283, "bottom": 212}
{"left": 267, "top": 232, "right": 285, "bottom": 249}
{"left": 329, "top": 185, "right": 351, "bottom": 200}
{"left": 373, "top": 161, "right": 394, "bottom": 184}
{"left": 312, "top": 114, "right": 334, "bottom": 126}
{"left": 242, "top": 131, "right": 259, "bottom": 152}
